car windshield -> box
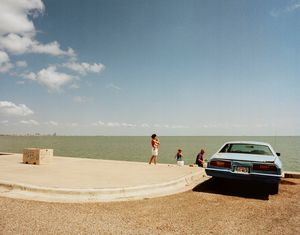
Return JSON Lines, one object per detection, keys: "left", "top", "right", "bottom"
{"left": 219, "top": 143, "right": 273, "bottom": 156}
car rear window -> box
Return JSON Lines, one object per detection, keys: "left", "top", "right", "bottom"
{"left": 219, "top": 143, "right": 273, "bottom": 155}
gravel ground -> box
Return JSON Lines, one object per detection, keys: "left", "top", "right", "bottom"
{"left": 0, "top": 178, "right": 299, "bottom": 235}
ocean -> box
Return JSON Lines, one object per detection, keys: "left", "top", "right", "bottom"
{"left": 0, "top": 136, "right": 299, "bottom": 171}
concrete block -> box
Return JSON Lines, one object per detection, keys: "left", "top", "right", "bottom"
{"left": 23, "top": 148, "right": 53, "bottom": 165}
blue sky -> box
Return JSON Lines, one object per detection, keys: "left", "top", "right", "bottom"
{"left": 0, "top": 0, "right": 299, "bottom": 136}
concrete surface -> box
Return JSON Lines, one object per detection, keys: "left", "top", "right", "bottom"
{"left": 284, "top": 171, "right": 300, "bottom": 178}
{"left": 0, "top": 153, "right": 206, "bottom": 203}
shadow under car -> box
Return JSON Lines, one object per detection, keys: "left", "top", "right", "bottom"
{"left": 192, "top": 177, "right": 280, "bottom": 200}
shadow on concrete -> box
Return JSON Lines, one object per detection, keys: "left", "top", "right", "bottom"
{"left": 193, "top": 177, "right": 274, "bottom": 200}
{"left": 280, "top": 179, "right": 298, "bottom": 185}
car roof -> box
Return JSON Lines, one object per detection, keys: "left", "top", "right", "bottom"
{"left": 223, "top": 141, "right": 272, "bottom": 146}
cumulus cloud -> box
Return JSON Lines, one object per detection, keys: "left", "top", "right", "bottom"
{"left": 92, "top": 121, "right": 137, "bottom": 128}
{"left": 271, "top": 1, "right": 300, "bottom": 17}
{"left": 154, "top": 124, "right": 189, "bottom": 129}
{"left": 63, "top": 62, "right": 105, "bottom": 75}
{"left": 92, "top": 120, "right": 106, "bottom": 126}
{"left": 0, "top": 0, "right": 105, "bottom": 93}
{"left": 45, "top": 121, "right": 58, "bottom": 126}
{"left": 0, "top": 33, "right": 33, "bottom": 54}
{"left": 20, "top": 119, "right": 39, "bottom": 125}
{"left": 0, "top": 0, "right": 44, "bottom": 36}
{"left": 0, "top": 33, "right": 75, "bottom": 58}
{"left": 73, "top": 96, "right": 92, "bottom": 103}
{"left": 16, "top": 60, "right": 28, "bottom": 67}
{"left": 106, "top": 83, "right": 121, "bottom": 90}
{"left": 31, "top": 41, "right": 76, "bottom": 57}
{"left": 285, "top": 1, "right": 300, "bottom": 13}
{"left": 0, "top": 62, "right": 13, "bottom": 73}
{"left": 0, "top": 51, "right": 9, "bottom": 64}
{"left": 0, "top": 101, "right": 34, "bottom": 116}
{"left": 0, "top": 50, "right": 13, "bottom": 73}
{"left": 67, "top": 122, "right": 78, "bottom": 127}
{"left": 107, "top": 122, "right": 121, "bottom": 127}
{"left": 92, "top": 121, "right": 188, "bottom": 129}
{"left": 25, "top": 65, "right": 75, "bottom": 91}
{"left": 0, "top": 0, "right": 75, "bottom": 58}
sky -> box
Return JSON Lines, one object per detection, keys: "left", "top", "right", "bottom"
{"left": 0, "top": 0, "right": 299, "bottom": 136}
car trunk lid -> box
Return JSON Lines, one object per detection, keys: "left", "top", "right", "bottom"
{"left": 213, "top": 153, "right": 276, "bottom": 163}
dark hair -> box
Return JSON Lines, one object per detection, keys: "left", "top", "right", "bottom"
{"left": 151, "top": 134, "right": 157, "bottom": 139}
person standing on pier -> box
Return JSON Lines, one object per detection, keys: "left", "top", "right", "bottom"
{"left": 149, "top": 134, "right": 160, "bottom": 165}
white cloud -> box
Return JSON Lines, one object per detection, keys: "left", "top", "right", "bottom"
{"left": 0, "top": 62, "right": 13, "bottom": 73}
{"left": 92, "top": 121, "right": 136, "bottom": 128}
{"left": 285, "top": 2, "right": 300, "bottom": 12}
{"left": 271, "top": 1, "right": 300, "bottom": 17}
{"left": 92, "top": 121, "right": 189, "bottom": 129}
{"left": 16, "top": 60, "right": 27, "bottom": 67}
{"left": 0, "top": 51, "right": 9, "bottom": 64}
{"left": 107, "top": 122, "right": 121, "bottom": 127}
{"left": 0, "top": 33, "right": 33, "bottom": 54}
{"left": 73, "top": 96, "right": 92, "bottom": 103}
{"left": 0, "top": 33, "right": 75, "bottom": 58}
{"left": 92, "top": 120, "right": 106, "bottom": 126}
{"left": 154, "top": 124, "right": 169, "bottom": 128}
{"left": 0, "top": 50, "right": 13, "bottom": 73}
{"left": 106, "top": 83, "right": 121, "bottom": 90}
{"left": 69, "top": 83, "right": 80, "bottom": 89}
{"left": 23, "top": 71, "right": 36, "bottom": 80}
{"left": 0, "top": 1, "right": 75, "bottom": 58}
{"left": 31, "top": 41, "right": 76, "bottom": 57}
{"left": 154, "top": 124, "right": 189, "bottom": 129}
{"left": 63, "top": 62, "right": 105, "bottom": 75}
{"left": 121, "top": 122, "right": 136, "bottom": 128}
{"left": 67, "top": 122, "right": 78, "bottom": 127}
{"left": 170, "top": 125, "right": 189, "bottom": 129}
{"left": 45, "top": 121, "right": 58, "bottom": 126}
{"left": 0, "top": 0, "right": 44, "bottom": 36}
{"left": 20, "top": 119, "right": 39, "bottom": 125}
{"left": 0, "top": 101, "right": 34, "bottom": 116}
{"left": 0, "top": 0, "right": 106, "bottom": 93}
{"left": 26, "top": 65, "right": 75, "bottom": 91}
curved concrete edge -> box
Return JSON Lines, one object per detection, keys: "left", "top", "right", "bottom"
{"left": 0, "top": 171, "right": 208, "bottom": 203}
{"left": 284, "top": 171, "right": 300, "bottom": 179}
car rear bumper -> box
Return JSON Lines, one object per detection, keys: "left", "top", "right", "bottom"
{"left": 205, "top": 168, "right": 282, "bottom": 183}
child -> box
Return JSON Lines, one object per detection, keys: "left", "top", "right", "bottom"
{"left": 175, "top": 149, "right": 184, "bottom": 166}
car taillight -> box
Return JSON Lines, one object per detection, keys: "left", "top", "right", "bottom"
{"left": 210, "top": 160, "right": 231, "bottom": 168}
{"left": 253, "top": 164, "right": 277, "bottom": 172}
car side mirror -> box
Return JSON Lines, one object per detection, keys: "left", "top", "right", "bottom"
{"left": 276, "top": 152, "right": 281, "bottom": 156}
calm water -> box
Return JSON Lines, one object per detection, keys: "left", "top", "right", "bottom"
{"left": 0, "top": 136, "right": 299, "bottom": 171}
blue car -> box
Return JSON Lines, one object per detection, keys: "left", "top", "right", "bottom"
{"left": 205, "top": 141, "right": 283, "bottom": 194}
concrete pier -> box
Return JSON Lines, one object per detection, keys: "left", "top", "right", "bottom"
{"left": 0, "top": 153, "right": 206, "bottom": 202}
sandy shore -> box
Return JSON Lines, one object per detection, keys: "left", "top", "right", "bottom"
{"left": 0, "top": 177, "right": 299, "bottom": 235}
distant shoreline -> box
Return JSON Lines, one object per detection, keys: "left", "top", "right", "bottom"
{"left": 1, "top": 134, "right": 300, "bottom": 137}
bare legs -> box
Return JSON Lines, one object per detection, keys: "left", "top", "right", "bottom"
{"left": 149, "top": 155, "right": 157, "bottom": 164}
